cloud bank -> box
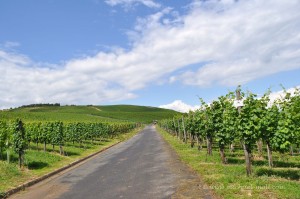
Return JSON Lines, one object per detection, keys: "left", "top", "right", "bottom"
{"left": 159, "top": 100, "right": 200, "bottom": 113}
{"left": 1, "top": 0, "right": 300, "bottom": 109}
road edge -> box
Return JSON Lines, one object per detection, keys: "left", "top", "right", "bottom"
{"left": 155, "top": 126, "right": 218, "bottom": 199}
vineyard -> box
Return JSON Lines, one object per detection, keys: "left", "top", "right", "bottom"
{"left": 0, "top": 119, "right": 137, "bottom": 168}
{"left": 159, "top": 86, "right": 300, "bottom": 197}
{"left": 160, "top": 86, "right": 300, "bottom": 172}
{"left": 0, "top": 105, "right": 178, "bottom": 123}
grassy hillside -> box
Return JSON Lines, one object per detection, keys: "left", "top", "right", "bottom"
{"left": 0, "top": 105, "right": 178, "bottom": 123}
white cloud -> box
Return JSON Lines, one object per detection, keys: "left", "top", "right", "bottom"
{"left": 126, "top": 0, "right": 300, "bottom": 87}
{"left": 1, "top": 0, "right": 300, "bottom": 109}
{"left": 0, "top": 50, "right": 137, "bottom": 109}
{"left": 268, "top": 86, "right": 300, "bottom": 104}
{"left": 172, "top": 0, "right": 300, "bottom": 86}
{"left": 159, "top": 100, "right": 200, "bottom": 113}
{"left": 105, "top": 0, "right": 161, "bottom": 9}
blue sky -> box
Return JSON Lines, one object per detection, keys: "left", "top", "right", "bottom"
{"left": 0, "top": 0, "right": 300, "bottom": 111}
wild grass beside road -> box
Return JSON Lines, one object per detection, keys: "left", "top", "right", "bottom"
{"left": 157, "top": 127, "right": 300, "bottom": 199}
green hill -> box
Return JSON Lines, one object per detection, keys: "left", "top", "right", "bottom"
{"left": 0, "top": 105, "right": 179, "bottom": 123}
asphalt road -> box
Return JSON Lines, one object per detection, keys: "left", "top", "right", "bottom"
{"left": 10, "top": 125, "right": 213, "bottom": 199}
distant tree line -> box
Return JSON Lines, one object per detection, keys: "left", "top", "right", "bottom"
{"left": 20, "top": 103, "right": 61, "bottom": 108}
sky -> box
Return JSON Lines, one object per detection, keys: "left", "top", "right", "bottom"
{"left": 0, "top": 0, "right": 300, "bottom": 112}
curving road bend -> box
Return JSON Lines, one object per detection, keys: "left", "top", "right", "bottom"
{"left": 10, "top": 125, "right": 213, "bottom": 199}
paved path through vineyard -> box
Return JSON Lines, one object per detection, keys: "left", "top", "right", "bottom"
{"left": 10, "top": 125, "right": 214, "bottom": 199}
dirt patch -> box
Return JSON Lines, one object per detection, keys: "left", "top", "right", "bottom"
{"left": 91, "top": 107, "right": 102, "bottom": 111}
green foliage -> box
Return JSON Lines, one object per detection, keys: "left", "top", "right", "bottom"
{"left": 215, "top": 95, "right": 238, "bottom": 148}
{"left": 40, "top": 122, "right": 52, "bottom": 146}
{"left": 26, "top": 122, "right": 41, "bottom": 145}
{"left": 50, "top": 121, "right": 64, "bottom": 146}
{"left": 159, "top": 85, "right": 300, "bottom": 175}
{"left": 237, "top": 92, "right": 261, "bottom": 148}
{"left": 260, "top": 100, "right": 279, "bottom": 143}
{"left": 10, "top": 119, "right": 26, "bottom": 155}
{"left": 193, "top": 109, "right": 206, "bottom": 138}
{"left": 9, "top": 119, "right": 26, "bottom": 167}
{"left": 0, "top": 121, "right": 8, "bottom": 158}
{"left": 0, "top": 118, "right": 137, "bottom": 171}
{"left": 271, "top": 88, "right": 300, "bottom": 153}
